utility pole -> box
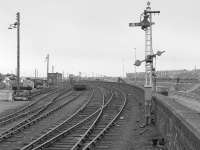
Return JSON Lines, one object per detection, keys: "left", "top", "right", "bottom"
{"left": 9, "top": 12, "right": 20, "bottom": 90}
{"left": 36, "top": 69, "right": 39, "bottom": 78}
{"left": 129, "top": 2, "right": 161, "bottom": 125}
{"left": 52, "top": 65, "right": 54, "bottom": 73}
{"left": 35, "top": 69, "right": 37, "bottom": 79}
{"left": 46, "top": 54, "right": 49, "bottom": 86}
{"left": 122, "top": 59, "right": 125, "bottom": 78}
{"left": 46, "top": 54, "right": 49, "bottom": 78}
{"left": 34, "top": 69, "right": 38, "bottom": 78}
{"left": 34, "top": 68, "right": 38, "bottom": 88}
{"left": 134, "top": 48, "right": 137, "bottom": 82}
{"left": 17, "top": 12, "right": 20, "bottom": 90}
{"left": 62, "top": 71, "right": 64, "bottom": 81}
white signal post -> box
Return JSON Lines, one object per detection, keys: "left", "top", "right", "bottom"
{"left": 129, "top": 2, "right": 162, "bottom": 125}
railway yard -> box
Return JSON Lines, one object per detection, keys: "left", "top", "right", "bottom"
{"left": 1, "top": 1, "right": 200, "bottom": 149}
{"left": 0, "top": 81, "right": 164, "bottom": 150}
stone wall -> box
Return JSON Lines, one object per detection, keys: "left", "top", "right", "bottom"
{"left": 90, "top": 81, "right": 200, "bottom": 149}
{"left": 153, "top": 95, "right": 200, "bottom": 150}
{"left": 117, "top": 81, "right": 200, "bottom": 150}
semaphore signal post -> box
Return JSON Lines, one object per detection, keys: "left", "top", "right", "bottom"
{"left": 129, "top": 2, "right": 164, "bottom": 125}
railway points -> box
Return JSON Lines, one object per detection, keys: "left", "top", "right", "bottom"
{"left": 1, "top": 1, "right": 200, "bottom": 150}
{"left": 3, "top": 81, "right": 163, "bottom": 150}
{"left": 0, "top": 86, "right": 91, "bottom": 149}
{"left": 0, "top": 78, "right": 199, "bottom": 150}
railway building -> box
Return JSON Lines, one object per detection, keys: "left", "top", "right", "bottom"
{"left": 47, "top": 72, "right": 62, "bottom": 86}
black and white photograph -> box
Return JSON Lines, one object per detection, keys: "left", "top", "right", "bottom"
{"left": 0, "top": 0, "right": 199, "bottom": 149}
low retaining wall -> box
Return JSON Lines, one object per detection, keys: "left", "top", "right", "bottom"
{"left": 153, "top": 95, "right": 200, "bottom": 150}
{"left": 122, "top": 80, "right": 200, "bottom": 149}
{"left": 90, "top": 81, "right": 200, "bottom": 149}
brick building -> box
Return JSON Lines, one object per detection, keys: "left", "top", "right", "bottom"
{"left": 47, "top": 72, "right": 62, "bottom": 86}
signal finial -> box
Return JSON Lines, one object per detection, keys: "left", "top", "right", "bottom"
{"left": 147, "top": 1, "right": 151, "bottom": 7}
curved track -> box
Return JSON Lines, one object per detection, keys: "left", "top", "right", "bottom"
{"left": 20, "top": 84, "right": 127, "bottom": 150}
{"left": 79, "top": 88, "right": 126, "bottom": 150}
{"left": 0, "top": 87, "right": 92, "bottom": 150}
{"left": 0, "top": 88, "right": 60, "bottom": 127}
{"left": 0, "top": 88, "right": 70, "bottom": 134}
{"left": 20, "top": 87, "right": 105, "bottom": 150}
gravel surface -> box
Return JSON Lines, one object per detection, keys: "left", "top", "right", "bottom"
{"left": 0, "top": 101, "right": 28, "bottom": 116}
{"left": 0, "top": 91, "right": 52, "bottom": 118}
{"left": 93, "top": 82, "right": 167, "bottom": 150}
{"left": 0, "top": 90, "right": 90, "bottom": 150}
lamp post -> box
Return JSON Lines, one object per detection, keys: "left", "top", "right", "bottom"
{"left": 9, "top": 12, "right": 20, "bottom": 90}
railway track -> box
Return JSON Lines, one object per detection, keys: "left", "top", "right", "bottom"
{"left": 20, "top": 85, "right": 126, "bottom": 150}
{"left": 171, "top": 91, "right": 200, "bottom": 100}
{"left": 0, "top": 88, "right": 70, "bottom": 133}
{"left": 0, "top": 87, "right": 91, "bottom": 150}
{"left": 0, "top": 88, "right": 59, "bottom": 122}
{"left": 0, "top": 88, "right": 71, "bottom": 136}
{"left": 75, "top": 88, "right": 126, "bottom": 150}
{"left": 19, "top": 86, "right": 108, "bottom": 150}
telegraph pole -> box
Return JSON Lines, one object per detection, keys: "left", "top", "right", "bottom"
{"left": 134, "top": 48, "right": 137, "bottom": 82}
{"left": 35, "top": 69, "right": 37, "bottom": 79}
{"left": 46, "top": 54, "right": 49, "bottom": 77}
{"left": 17, "top": 12, "right": 20, "bottom": 90}
{"left": 52, "top": 65, "right": 54, "bottom": 73}
{"left": 129, "top": 2, "right": 161, "bottom": 125}
{"left": 122, "top": 59, "right": 125, "bottom": 78}
{"left": 46, "top": 54, "right": 49, "bottom": 81}
{"left": 9, "top": 12, "right": 20, "bottom": 90}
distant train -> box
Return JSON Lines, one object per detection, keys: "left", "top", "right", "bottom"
{"left": 72, "top": 83, "right": 87, "bottom": 91}
{"left": 156, "top": 86, "right": 169, "bottom": 96}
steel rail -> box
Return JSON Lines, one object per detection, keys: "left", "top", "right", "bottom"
{"left": 0, "top": 90, "right": 73, "bottom": 127}
{"left": 29, "top": 88, "right": 55, "bottom": 98}
{"left": 82, "top": 88, "right": 127, "bottom": 150}
{"left": 28, "top": 87, "right": 115, "bottom": 150}
{"left": 21, "top": 88, "right": 95, "bottom": 150}
{"left": 71, "top": 89, "right": 114, "bottom": 150}
{"left": 21, "top": 87, "right": 106, "bottom": 150}
{"left": 0, "top": 88, "right": 77, "bottom": 141}
{"left": 0, "top": 106, "right": 43, "bottom": 127}
{"left": 0, "top": 88, "right": 70, "bottom": 134}
{"left": 0, "top": 88, "right": 60, "bottom": 123}
{"left": 32, "top": 108, "right": 101, "bottom": 150}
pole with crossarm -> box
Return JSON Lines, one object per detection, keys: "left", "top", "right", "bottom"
{"left": 9, "top": 12, "right": 20, "bottom": 91}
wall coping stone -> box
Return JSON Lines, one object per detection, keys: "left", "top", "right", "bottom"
{"left": 155, "top": 94, "right": 200, "bottom": 148}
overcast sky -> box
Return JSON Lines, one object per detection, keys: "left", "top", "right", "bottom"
{"left": 0, "top": 0, "right": 200, "bottom": 77}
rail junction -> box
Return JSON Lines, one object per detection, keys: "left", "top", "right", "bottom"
{"left": 0, "top": 81, "right": 162, "bottom": 150}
